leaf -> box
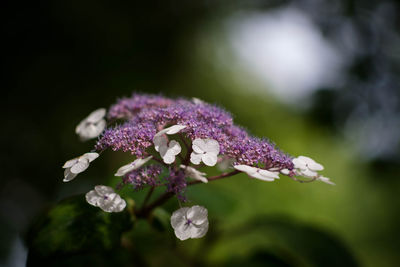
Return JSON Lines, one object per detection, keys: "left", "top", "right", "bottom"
{"left": 26, "top": 194, "right": 132, "bottom": 262}
{"left": 223, "top": 216, "right": 359, "bottom": 267}
{"left": 149, "top": 207, "right": 171, "bottom": 232}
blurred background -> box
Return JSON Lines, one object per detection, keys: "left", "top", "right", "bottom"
{"left": 2, "top": 0, "right": 400, "bottom": 266}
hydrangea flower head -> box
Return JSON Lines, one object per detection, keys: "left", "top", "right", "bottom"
{"left": 62, "top": 93, "right": 333, "bottom": 241}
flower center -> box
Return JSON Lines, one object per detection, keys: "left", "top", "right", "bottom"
{"left": 185, "top": 219, "right": 192, "bottom": 226}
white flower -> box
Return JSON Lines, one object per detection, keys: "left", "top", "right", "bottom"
{"left": 75, "top": 108, "right": 107, "bottom": 141}
{"left": 170, "top": 205, "right": 209, "bottom": 241}
{"left": 190, "top": 138, "right": 220, "bottom": 166}
{"left": 292, "top": 155, "right": 327, "bottom": 179}
{"left": 317, "top": 176, "right": 336, "bottom": 185}
{"left": 62, "top": 152, "right": 99, "bottom": 182}
{"left": 159, "top": 140, "right": 182, "bottom": 164}
{"left": 85, "top": 185, "right": 126, "bottom": 212}
{"left": 114, "top": 156, "right": 153, "bottom": 176}
{"left": 180, "top": 165, "right": 208, "bottom": 183}
{"left": 153, "top": 125, "right": 186, "bottom": 164}
{"left": 234, "top": 165, "right": 280, "bottom": 181}
{"left": 293, "top": 155, "right": 324, "bottom": 178}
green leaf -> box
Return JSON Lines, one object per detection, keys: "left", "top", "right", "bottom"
{"left": 149, "top": 207, "right": 171, "bottom": 232}
{"left": 221, "top": 216, "right": 359, "bottom": 267}
{"left": 26, "top": 195, "right": 132, "bottom": 260}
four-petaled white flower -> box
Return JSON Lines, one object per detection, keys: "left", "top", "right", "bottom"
{"left": 62, "top": 152, "right": 99, "bottom": 182}
{"left": 75, "top": 108, "right": 107, "bottom": 141}
{"left": 180, "top": 165, "right": 208, "bottom": 183}
{"left": 114, "top": 156, "right": 153, "bottom": 176}
{"left": 292, "top": 155, "right": 324, "bottom": 178}
{"left": 153, "top": 125, "right": 186, "bottom": 164}
{"left": 85, "top": 185, "right": 126, "bottom": 212}
{"left": 170, "top": 205, "right": 209, "bottom": 241}
{"left": 234, "top": 165, "right": 280, "bottom": 181}
{"left": 190, "top": 138, "right": 220, "bottom": 166}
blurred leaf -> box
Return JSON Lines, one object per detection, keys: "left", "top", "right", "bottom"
{"left": 26, "top": 194, "right": 132, "bottom": 264}
{"left": 223, "top": 249, "right": 293, "bottom": 267}
{"left": 227, "top": 216, "right": 359, "bottom": 267}
{"left": 149, "top": 207, "right": 171, "bottom": 232}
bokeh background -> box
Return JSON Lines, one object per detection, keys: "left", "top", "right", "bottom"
{"left": 2, "top": 0, "right": 400, "bottom": 266}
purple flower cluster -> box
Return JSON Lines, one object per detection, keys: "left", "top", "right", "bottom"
{"left": 95, "top": 94, "right": 294, "bottom": 171}
{"left": 123, "top": 165, "right": 162, "bottom": 190}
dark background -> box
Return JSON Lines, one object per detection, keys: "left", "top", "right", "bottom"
{"left": 2, "top": 0, "right": 400, "bottom": 266}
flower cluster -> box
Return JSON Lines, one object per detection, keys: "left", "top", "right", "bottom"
{"left": 62, "top": 93, "right": 333, "bottom": 240}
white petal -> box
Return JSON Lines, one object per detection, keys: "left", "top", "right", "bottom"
{"left": 181, "top": 165, "right": 208, "bottom": 183}
{"left": 297, "top": 156, "right": 324, "bottom": 171}
{"left": 189, "top": 221, "right": 209, "bottom": 239}
{"left": 163, "top": 125, "right": 187, "bottom": 135}
{"left": 293, "top": 157, "right": 307, "bottom": 170}
{"left": 280, "top": 169, "right": 290, "bottom": 175}
{"left": 234, "top": 164, "right": 257, "bottom": 174}
{"left": 98, "top": 193, "right": 126, "bottom": 213}
{"left": 167, "top": 140, "right": 182, "bottom": 155}
{"left": 174, "top": 224, "right": 192, "bottom": 241}
{"left": 192, "top": 139, "right": 206, "bottom": 153}
{"left": 299, "top": 168, "right": 318, "bottom": 178}
{"left": 77, "top": 121, "right": 106, "bottom": 140}
{"left": 202, "top": 153, "right": 218, "bottom": 166}
{"left": 63, "top": 168, "right": 78, "bottom": 182}
{"left": 86, "top": 108, "right": 106, "bottom": 123}
{"left": 82, "top": 152, "right": 100, "bottom": 162}
{"left": 186, "top": 205, "right": 208, "bottom": 225}
{"left": 63, "top": 158, "right": 78, "bottom": 168}
{"left": 162, "top": 153, "right": 176, "bottom": 164}
{"left": 114, "top": 156, "right": 152, "bottom": 176}
{"left": 204, "top": 139, "right": 220, "bottom": 154}
{"left": 153, "top": 135, "right": 168, "bottom": 152}
{"left": 317, "top": 176, "right": 335, "bottom": 185}
{"left": 134, "top": 156, "right": 153, "bottom": 167}
{"left": 94, "top": 185, "right": 115, "bottom": 196}
{"left": 190, "top": 152, "right": 203, "bottom": 165}
{"left": 114, "top": 162, "right": 136, "bottom": 176}
{"left": 85, "top": 190, "right": 101, "bottom": 206}
{"left": 256, "top": 169, "right": 280, "bottom": 181}
{"left": 70, "top": 159, "right": 90, "bottom": 174}
{"left": 171, "top": 207, "right": 190, "bottom": 229}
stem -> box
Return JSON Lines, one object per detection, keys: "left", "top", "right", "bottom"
{"left": 141, "top": 186, "right": 155, "bottom": 208}
{"left": 290, "top": 176, "right": 317, "bottom": 183}
{"left": 188, "top": 170, "right": 240, "bottom": 185}
{"left": 135, "top": 170, "right": 240, "bottom": 218}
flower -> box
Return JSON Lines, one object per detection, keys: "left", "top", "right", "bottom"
{"left": 180, "top": 165, "right": 208, "bottom": 183}
{"left": 190, "top": 138, "right": 220, "bottom": 166}
{"left": 75, "top": 108, "right": 107, "bottom": 141}
{"left": 62, "top": 152, "right": 99, "bottom": 182}
{"left": 170, "top": 205, "right": 209, "bottom": 240}
{"left": 293, "top": 155, "right": 324, "bottom": 177}
{"left": 234, "top": 164, "right": 280, "bottom": 181}
{"left": 85, "top": 185, "right": 126, "bottom": 212}
{"left": 153, "top": 125, "right": 186, "bottom": 164}
{"left": 114, "top": 156, "right": 153, "bottom": 176}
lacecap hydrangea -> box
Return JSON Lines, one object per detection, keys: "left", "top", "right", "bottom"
{"left": 62, "top": 93, "right": 334, "bottom": 241}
